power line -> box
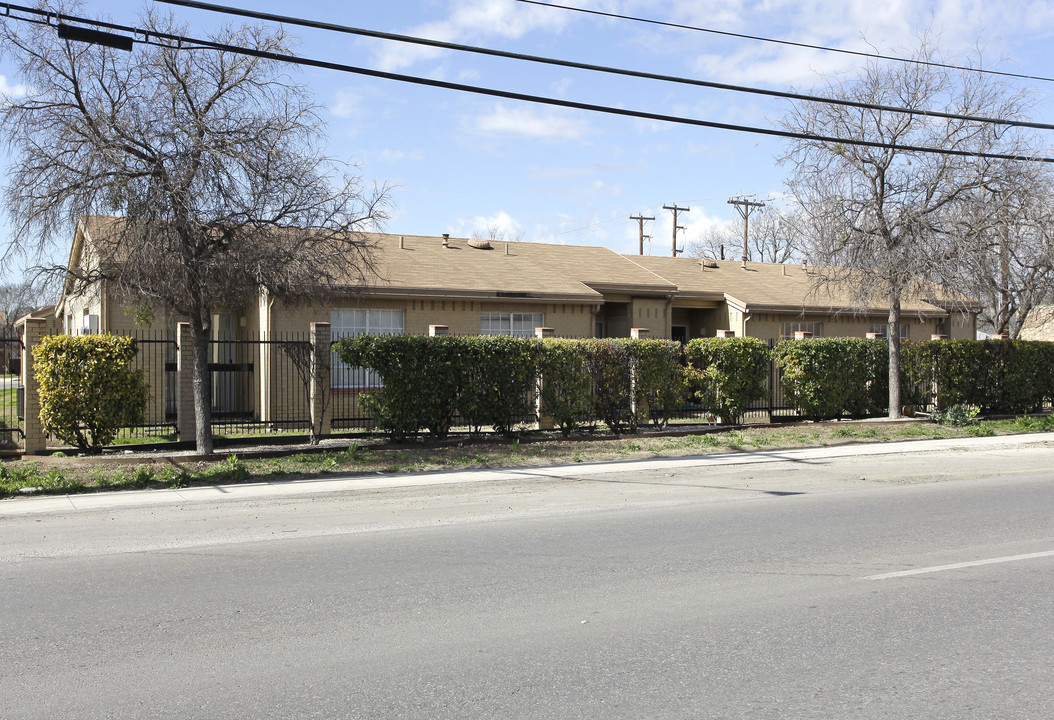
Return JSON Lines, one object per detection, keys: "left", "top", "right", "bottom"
{"left": 516, "top": 0, "right": 1054, "bottom": 85}
{"left": 3, "top": 3, "right": 1053, "bottom": 163}
{"left": 156, "top": 0, "right": 1054, "bottom": 132}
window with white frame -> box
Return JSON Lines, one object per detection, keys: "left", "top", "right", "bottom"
{"left": 780, "top": 321, "right": 822, "bottom": 339}
{"left": 869, "top": 323, "right": 909, "bottom": 340}
{"left": 480, "top": 312, "right": 544, "bottom": 338}
{"left": 330, "top": 309, "right": 404, "bottom": 388}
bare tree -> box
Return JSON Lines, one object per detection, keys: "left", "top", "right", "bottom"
{"left": 0, "top": 3, "right": 389, "bottom": 453}
{"left": 472, "top": 221, "right": 525, "bottom": 244}
{"left": 685, "top": 208, "right": 806, "bottom": 264}
{"left": 780, "top": 40, "right": 1033, "bottom": 417}
{"left": 0, "top": 279, "right": 50, "bottom": 337}
{"left": 685, "top": 222, "right": 737, "bottom": 261}
{"left": 947, "top": 170, "right": 1054, "bottom": 337}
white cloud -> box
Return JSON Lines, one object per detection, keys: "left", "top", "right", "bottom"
{"left": 329, "top": 89, "right": 361, "bottom": 119}
{"left": 453, "top": 210, "right": 524, "bottom": 239}
{"left": 668, "top": 0, "right": 1054, "bottom": 87}
{"left": 475, "top": 103, "right": 588, "bottom": 140}
{"left": 373, "top": 0, "right": 570, "bottom": 72}
{"left": 0, "top": 74, "right": 29, "bottom": 100}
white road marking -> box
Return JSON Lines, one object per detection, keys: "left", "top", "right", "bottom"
{"left": 864, "top": 550, "right": 1054, "bottom": 580}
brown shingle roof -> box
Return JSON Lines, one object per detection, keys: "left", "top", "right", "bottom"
{"left": 627, "top": 255, "right": 951, "bottom": 316}
{"left": 69, "top": 217, "right": 977, "bottom": 314}
{"left": 364, "top": 233, "right": 675, "bottom": 300}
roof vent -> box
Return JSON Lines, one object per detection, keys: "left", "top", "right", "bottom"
{"left": 468, "top": 238, "right": 492, "bottom": 250}
{"left": 700, "top": 259, "right": 719, "bottom": 269}
{"left": 442, "top": 233, "right": 450, "bottom": 247}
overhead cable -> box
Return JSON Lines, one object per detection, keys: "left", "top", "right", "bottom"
{"left": 156, "top": 0, "right": 1054, "bottom": 131}
{"left": 516, "top": 0, "right": 1054, "bottom": 85}
{"left": 2, "top": 3, "right": 1052, "bottom": 163}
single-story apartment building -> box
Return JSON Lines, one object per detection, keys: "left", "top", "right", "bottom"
{"left": 57, "top": 216, "right": 978, "bottom": 343}
{"left": 40, "top": 216, "right": 978, "bottom": 432}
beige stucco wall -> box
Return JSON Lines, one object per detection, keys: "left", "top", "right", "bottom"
{"left": 628, "top": 297, "right": 671, "bottom": 338}
{"left": 267, "top": 296, "right": 595, "bottom": 338}
{"left": 744, "top": 311, "right": 955, "bottom": 342}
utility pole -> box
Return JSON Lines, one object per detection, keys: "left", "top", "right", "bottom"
{"left": 727, "top": 195, "right": 765, "bottom": 267}
{"left": 662, "top": 204, "right": 690, "bottom": 257}
{"left": 629, "top": 213, "right": 655, "bottom": 255}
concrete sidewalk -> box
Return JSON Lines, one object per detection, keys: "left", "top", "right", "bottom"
{"left": 2, "top": 432, "right": 1051, "bottom": 517}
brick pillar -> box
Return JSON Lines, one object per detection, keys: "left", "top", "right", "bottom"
{"left": 20, "top": 318, "right": 47, "bottom": 454}
{"left": 534, "top": 327, "right": 555, "bottom": 430}
{"left": 310, "top": 322, "right": 332, "bottom": 438}
{"left": 176, "top": 322, "right": 196, "bottom": 442}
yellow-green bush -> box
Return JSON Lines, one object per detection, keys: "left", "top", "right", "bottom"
{"left": 33, "top": 334, "right": 149, "bottom": 453}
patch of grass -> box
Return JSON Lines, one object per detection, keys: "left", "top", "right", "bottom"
{"left": 112, "top": 432, "right": 178, "bottom": 445}
{"left": 204, "top": 455, "right": 250, "bottom": 484}
{"left": 4, "top": 415, "right": 1053, "bottom": 499}
{"left": 1011, "top": 415, "right": 1054, "bottom": 433}
{"left": 0, "top": 462, "right": 86, "bottom": 496}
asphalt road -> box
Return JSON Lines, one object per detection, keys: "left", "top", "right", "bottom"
{"left": 2, "top": 438, "right": 1053, "bottom": 719}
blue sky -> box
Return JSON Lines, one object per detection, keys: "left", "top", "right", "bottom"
{"left": 3, "top": 0, "right": 1054, "bottom": 285}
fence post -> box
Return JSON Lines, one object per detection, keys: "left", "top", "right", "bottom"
{"left": 630, "top": 328, "right": 650, "bottom": 421}
{"left": 176, "top": 322, "right": 196, "bottom": 442}
{"left": 310, "top": 322, "right": 332, "bottom": 438}
{"left": 534, "top": 327, "right": 555, "bottom": 430}
{"left": 20, "top": 318, "right": 47, "bottom": 454}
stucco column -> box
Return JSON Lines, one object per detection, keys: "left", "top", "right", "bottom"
{"left": 176, "top": 322, "right": 196, "bottom": 442}
{"left": 629, "top": 328, "right": 650, "bottom": 422}
{"left": 20, "top": 318, "right": 47, "bottom": 454}
{"left": 534, "top": 327, "right": 555, "bottom": 430}
{"left": 310, "top": 322, "right": 332, "bottom": 437}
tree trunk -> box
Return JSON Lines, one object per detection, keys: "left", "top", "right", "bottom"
{"left": 887, "top": 295, "right": 903, "bottom": 420}
{"left": 190, "top": 320, "right": 215, "bottom": 455}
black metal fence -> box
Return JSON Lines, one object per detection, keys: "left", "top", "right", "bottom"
{"left": 1, "top": 336, "right": 23, "bottom": 448}
{"left": 208, "top": 333, "right": 313, "bottom": 436}
{"left": 109, "top": 331, "right": 178, "bottom": 441}
{"left": 12, "top": 329, "right": 962, "bottom": 451}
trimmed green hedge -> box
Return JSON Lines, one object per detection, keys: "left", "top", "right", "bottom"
{"left": 774, "top": 338, "right": 888, "bottom": 420}
{"left": 335, "top": 335, "right": 462, "bottom": 440}
{"left": 629, "top": 339, "right": 688, "bottom": 430}
{"left": 537, "top": 338, "right": 592, "bottom": 436}
{"left": 335, "top": 335, "right": 690, "bottom": 438}
{"left": 458, "top": 336, "right": 543, "bottom": 437}
{"left": 33, "top": 334, "right": 149, "bottom": 453}
{"left": 336, "top": 334, "right": 1054, "bottom": 437}
{"left": 902, "top": 339, "right": 1054, "bottom": 414}
{"left": 686, "top": 337, "right": 769, "bottom": 425}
